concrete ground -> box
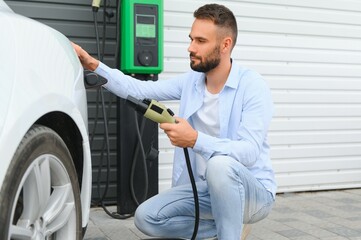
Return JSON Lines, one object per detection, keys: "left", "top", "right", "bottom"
{"left": 84, "top": 188, "right": 361, "bottom": 240}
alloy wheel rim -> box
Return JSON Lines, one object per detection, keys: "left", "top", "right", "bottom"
{"left": 8, "top": 154, "right": 76, "bottom": 240}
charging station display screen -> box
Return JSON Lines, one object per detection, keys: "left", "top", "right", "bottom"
{"left": 136, "top": 14, "right": 156, "bottom": 38}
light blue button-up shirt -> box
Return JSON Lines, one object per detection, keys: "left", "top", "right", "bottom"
{"left": 96, "top": 60, "right": 277, "bottom": 198}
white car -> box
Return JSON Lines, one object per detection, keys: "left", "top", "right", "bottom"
{"left": 0, "top": 1, "right": 92, "bottom": 239}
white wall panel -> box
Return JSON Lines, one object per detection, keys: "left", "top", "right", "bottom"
{"left": 158, "top": 0, "right": 361, "bottom": 193}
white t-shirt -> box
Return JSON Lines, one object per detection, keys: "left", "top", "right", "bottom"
{"left": 191, "top": 87, "right": 220, "bottom": 180}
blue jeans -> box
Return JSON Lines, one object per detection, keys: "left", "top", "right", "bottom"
{"left": 134, "top": 156, "right": 275, "bottom": 240}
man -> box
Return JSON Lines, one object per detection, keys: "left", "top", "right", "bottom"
{"left": 73, "top": 3, "right": 276, "bottom": 239}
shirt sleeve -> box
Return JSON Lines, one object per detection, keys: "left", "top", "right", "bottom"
{"left": 94, "top": 62, "right": 183, "bottom": 101}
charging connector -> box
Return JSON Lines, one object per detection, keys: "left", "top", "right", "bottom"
{"left": 92, "top": 0, "right": 101, "bottom": 11}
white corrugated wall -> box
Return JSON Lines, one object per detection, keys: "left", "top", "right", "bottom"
{"left": 158, "top": 0, "right": 361, "bottom": 193}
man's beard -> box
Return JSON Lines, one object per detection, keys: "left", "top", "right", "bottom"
{"left": 190, "top": 46, "right": 221, "bottom": 73}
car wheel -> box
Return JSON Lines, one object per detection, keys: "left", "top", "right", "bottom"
{"left": 0, "top": 125, "right": 82, "bottom": 240}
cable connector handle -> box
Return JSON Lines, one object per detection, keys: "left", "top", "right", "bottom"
{"left": 92, "top": 0, "right": 102, "bottom": 11}
{"left": 144, "top": 99, "right": 176, "bottom": 124}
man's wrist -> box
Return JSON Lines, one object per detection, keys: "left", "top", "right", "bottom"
{"left": 190, "top": 130, "right": 198, "bottom": 148}
{"left": 88, "top": 59, "right": 99, "bottom": 71}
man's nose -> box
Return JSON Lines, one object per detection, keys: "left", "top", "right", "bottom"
{"left": 188, "top": 41, "right": 195, "bottom": 53}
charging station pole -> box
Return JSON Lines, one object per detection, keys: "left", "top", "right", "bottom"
{"left": 116, "top": 0, "right": 163, "bottom": 215}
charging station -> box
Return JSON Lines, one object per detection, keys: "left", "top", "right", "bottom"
{"left": 117, "top": 0, "right": 163, "bottom": 215}
{"left": 120, "top": 0, "right": 163, "bottom": 74}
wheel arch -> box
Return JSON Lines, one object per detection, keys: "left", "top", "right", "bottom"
{"left": 36, "top": 111, "right": 85, "bottom": 189}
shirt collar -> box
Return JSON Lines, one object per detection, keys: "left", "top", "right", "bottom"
{"left": 194, "top": 72, "right": 206, "bottom": 93}
{"left": 193, "top": 59, "right": 240, "bottom": 92}
{"left": 224, "top": 59, "right": 240, "bottom": 89}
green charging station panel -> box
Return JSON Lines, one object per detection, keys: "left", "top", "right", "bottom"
{"left": 120, "top": 0, "right": 163, "bottom": 74}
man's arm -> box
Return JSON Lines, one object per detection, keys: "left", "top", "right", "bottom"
{"left": 71, "top": 42, "right": 99, "bottom": 71}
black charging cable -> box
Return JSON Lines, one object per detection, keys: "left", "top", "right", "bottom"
{"left": 183, "top": 148, "right": 199, "bottom": 240}
{"left": 131, "top": 113, "right": 149, "bottom": 206}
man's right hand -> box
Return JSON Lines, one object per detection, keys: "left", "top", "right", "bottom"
{"left": 71, "top": 42, "right": 99, "bottom": 71}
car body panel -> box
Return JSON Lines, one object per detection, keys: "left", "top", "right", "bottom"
{"left": 0, "top": 0, "right": 91, "bottom": 228}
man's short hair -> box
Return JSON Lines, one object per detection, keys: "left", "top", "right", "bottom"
{"left": 193, "top": 3, "right": 238, "bottom": 49}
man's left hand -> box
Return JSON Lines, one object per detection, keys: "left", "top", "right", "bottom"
{"left": 160, "top": 117, "right": 198, "bottom": 148}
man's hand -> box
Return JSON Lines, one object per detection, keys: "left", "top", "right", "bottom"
{"left": 160, "top": 117, "right": 198, "bottom": 148}
{"left": 71, "top": 42, "right": 99, "bottom": 71}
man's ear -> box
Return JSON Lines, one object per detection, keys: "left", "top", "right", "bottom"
{"left": 221, "top": 37, "right": 233, "bottom": 53}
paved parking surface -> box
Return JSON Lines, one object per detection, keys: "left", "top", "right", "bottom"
{"left": 84, "top": 188, "right": 361, "bottom": 240}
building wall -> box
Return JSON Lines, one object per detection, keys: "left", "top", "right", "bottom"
{"left": 158, "top": 0, "right": 361, "bottom": 193}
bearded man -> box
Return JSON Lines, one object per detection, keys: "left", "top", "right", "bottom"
{"left": 72, "top": 3, "right": 276, "bottom": 240}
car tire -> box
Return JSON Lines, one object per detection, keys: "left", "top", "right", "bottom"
{"left": 0, "top": 124, "right": 82, "bottom": 240}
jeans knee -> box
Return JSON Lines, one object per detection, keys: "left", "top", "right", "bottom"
{"left": 206, "top": 156, "right": 234, "bottom": 187}
{"left": 134, "top": 204, "right": 146, "bottom": 231}
{"left": 206, "top": 156, "right": 249, "bottom": 188}
{"left": 134, "top": 202, "right": 156, "bottom": 236}
{"left": 206, "top": 156, "right": 223, "bottom": 177}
